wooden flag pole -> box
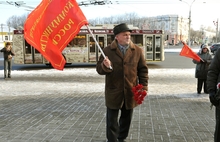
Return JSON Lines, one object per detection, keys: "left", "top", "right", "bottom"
{"left": 86, "top": 25, "right": 112, "bottom": 70}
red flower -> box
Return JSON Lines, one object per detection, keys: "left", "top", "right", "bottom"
{"left": 132, "top": 84, "right": 147, "bottom": 105}
{"left": 217, "top": 83, "right": 220, "bottom": 89}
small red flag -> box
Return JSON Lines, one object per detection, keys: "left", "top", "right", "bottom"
{"left": 24, "top": 0, "right": 89, "bottom": 70}
{"left": 179, "top": 42, "right": 201, "bottom": 62}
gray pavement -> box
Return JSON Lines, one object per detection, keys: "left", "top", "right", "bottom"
{"left": 0, "top": 92, "right": 215, "bottom": 142}
{"left": 0, "top": 68, "right": 216, "bottom": 142}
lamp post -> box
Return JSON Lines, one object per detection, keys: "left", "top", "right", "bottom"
{"left": 1, "top": 24, "right": 3, "bottom": 41}
{"left": 8, "top": 22, "right": 11, "bottom": 41}
{"left": 213, "top": 19, "right": 219, "bottom": 43}
{"left": 180, "top": 0, "right": 195, "bottom": 46}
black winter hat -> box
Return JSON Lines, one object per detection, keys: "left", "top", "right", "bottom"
{"left": 113, "top": 23, "right": 132, "bottom": 35}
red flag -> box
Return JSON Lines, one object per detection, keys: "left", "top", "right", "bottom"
{"left": 179, "top": 42, "right": 201, "bottom": 62}
{"left": 24, "top": 0, "right": 89, "bottom": 70}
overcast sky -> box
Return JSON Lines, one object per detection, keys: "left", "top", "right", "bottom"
{"left": 0, "top": 0, "right": 219, "bottom": 30}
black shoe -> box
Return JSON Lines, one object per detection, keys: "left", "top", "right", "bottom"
{"left": 197, "top": 92, "right": 201, "bottom": 94}
{"left": 8, "top": 75, "right": 11, "bottom": 78}
{"left": 204, "top": 91, "right": 208, "bottom": 94}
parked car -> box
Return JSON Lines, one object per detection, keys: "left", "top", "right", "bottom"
{"left": 209, "top": 43, "right": 220, "bottom": 54}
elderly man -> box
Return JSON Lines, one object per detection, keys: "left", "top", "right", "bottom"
{"left": 96, "top": 23, "right": 149, "bottom": 142}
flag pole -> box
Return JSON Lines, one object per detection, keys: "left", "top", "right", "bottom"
{"left": 86, "top": 25, "right": 112, "bottom": 70}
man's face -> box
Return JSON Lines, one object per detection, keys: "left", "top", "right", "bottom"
{"left": 203, "top": 48, "right": 208, "bottom": 52}
{"left": 6, "top": 45, "right": 11, "bottom": 51}
{"left": 115, "top": 31, "right": 131, "bottom": 46}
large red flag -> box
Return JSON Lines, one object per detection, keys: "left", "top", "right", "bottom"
{"left": 24, "top": 0, "right": 89, "bottom": 70}
{"left": 179, "top": 42, "right": 201, "bottom": 62}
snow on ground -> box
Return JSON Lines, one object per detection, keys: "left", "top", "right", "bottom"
{"left": 0, "top": 68, "right": 204, "bottom": 100}
{"left": 0, "top": 68, "right": 104, "bottom": 96}
{"left": 164, "top": 48, "right": 200, "bottom": 53}
{"left": 0, "top": 47, "right": 207, "bottom": 99}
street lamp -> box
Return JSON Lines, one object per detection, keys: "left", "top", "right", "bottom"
{"left": 8, "top": 22, "right": 11, "bottom": 41}
{"left": 1, "top": 24, "right": 3, "bottom": 41}
{"left": 180, "top": 0, "right": 195, "bottom": 46}
{"left": 213, "top": 19, "right": 219, "bottom": 43}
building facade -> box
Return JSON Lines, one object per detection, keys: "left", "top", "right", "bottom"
{"left": 0, "top": 24, "right": 14, "bottom": 48}
{"left": 141, "top": 14, "right": 219, "bottom": 46}
{"left": 142, "top": 15, "right": 189, "bottom": 45}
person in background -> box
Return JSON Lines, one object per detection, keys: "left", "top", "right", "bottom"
{"left": 200, "top": 43, "right": 204, "bottom": 49}
{"left": 0, "top": 42, "right": 15, "bottom": 79}
{"left": 207, "top": 48, "right": 220, "bottom": 142}
{"left": 96, "top": 23, "right": 148, "bottom": 142}
{"left": 192, "top": 44, "right": 212, "bottom": 94}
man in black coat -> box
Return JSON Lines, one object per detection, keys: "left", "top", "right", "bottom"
{"left": 207, "top": 48, "right": 220, "bottom": 142}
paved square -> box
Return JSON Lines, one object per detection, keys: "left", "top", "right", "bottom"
{"left": 0, "top": 68, "right": 216, "bottom": 142}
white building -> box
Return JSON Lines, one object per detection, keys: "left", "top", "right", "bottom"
{"left": 0, "top": 24, "right": 14, "bottom": 48}
{"left": 143, "top": 15, "right": 218, "bottom": 46}
{"left": 142, "top": 15, "right": 189, "bottom": 45}
{"left": 202, "top": 30, "right": 216, "bottom": 44}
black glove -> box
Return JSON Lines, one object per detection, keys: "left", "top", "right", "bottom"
{"left": 203, "top": 59, "right": 207, "bottom": 63}
{"left": 209, "top": 92, "right": 219, "bottom": 107}
{"left": 200, "top": 59, "right": 207, "bottom": 63}
{"left": 200, "top": 59, "right": 204, "bottom": 63}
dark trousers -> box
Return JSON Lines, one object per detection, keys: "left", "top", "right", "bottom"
{"left": 4, "top": 59, "right": 12, "bottom": 77}
{"left": 197, "top": 78, "right": 207, "bottom": 93}
{"left": 215, "top": 107, "right": 220, "bottom": 142}
{"left": 106, "top": 103, "right": 133, "bottom": 142}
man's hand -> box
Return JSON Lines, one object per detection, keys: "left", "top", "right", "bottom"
{"left": 103, "top": 56, "right": 111, "bottom": 69}
{"left": 209, "top": 92, "right": 219, "bottom": 107}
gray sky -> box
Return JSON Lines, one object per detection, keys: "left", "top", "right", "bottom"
{"left": 0, "top": 0, "right": 219, "bottom": 30}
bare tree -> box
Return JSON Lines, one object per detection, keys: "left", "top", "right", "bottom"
{"left": 7, "top": 11, "right": 215, "bottom": 44}
{"left": 88, "top": 12, "right": 141, "bottom": 28}
{"left": 6, "top": 13, "right": 29, "bottom": 29}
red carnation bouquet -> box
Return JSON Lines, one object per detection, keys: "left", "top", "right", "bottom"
{"left": 217, "top": 83, "right": 220, "bottom": 90}
{"left": 216, "top": 83, "right": 220, "bottom": 100}
{"left": 132, "top": 84, "right": 147, "bottom": 104}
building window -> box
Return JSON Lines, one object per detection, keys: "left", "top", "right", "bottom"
{"left": 5, "top": 36, "right": 8, "bottom": 41}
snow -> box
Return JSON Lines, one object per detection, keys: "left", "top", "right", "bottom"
{"left": 0, "top": 68, "right": 204, "bottom": 100}
{"left": 0, "top": 48, "right": 206, "bottom": 100}
{"left": 1, "top": 68, "right": 104, "bottom": 96}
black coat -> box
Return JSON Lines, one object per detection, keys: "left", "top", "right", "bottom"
{"left": 207, "top": 48, "right": 220, "bottom": 93}
{"left": 192, "top": 50, "right": 212, "bottom": 79}
{"left": 0, "top": 47, "right": 15, "bottom": 60}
